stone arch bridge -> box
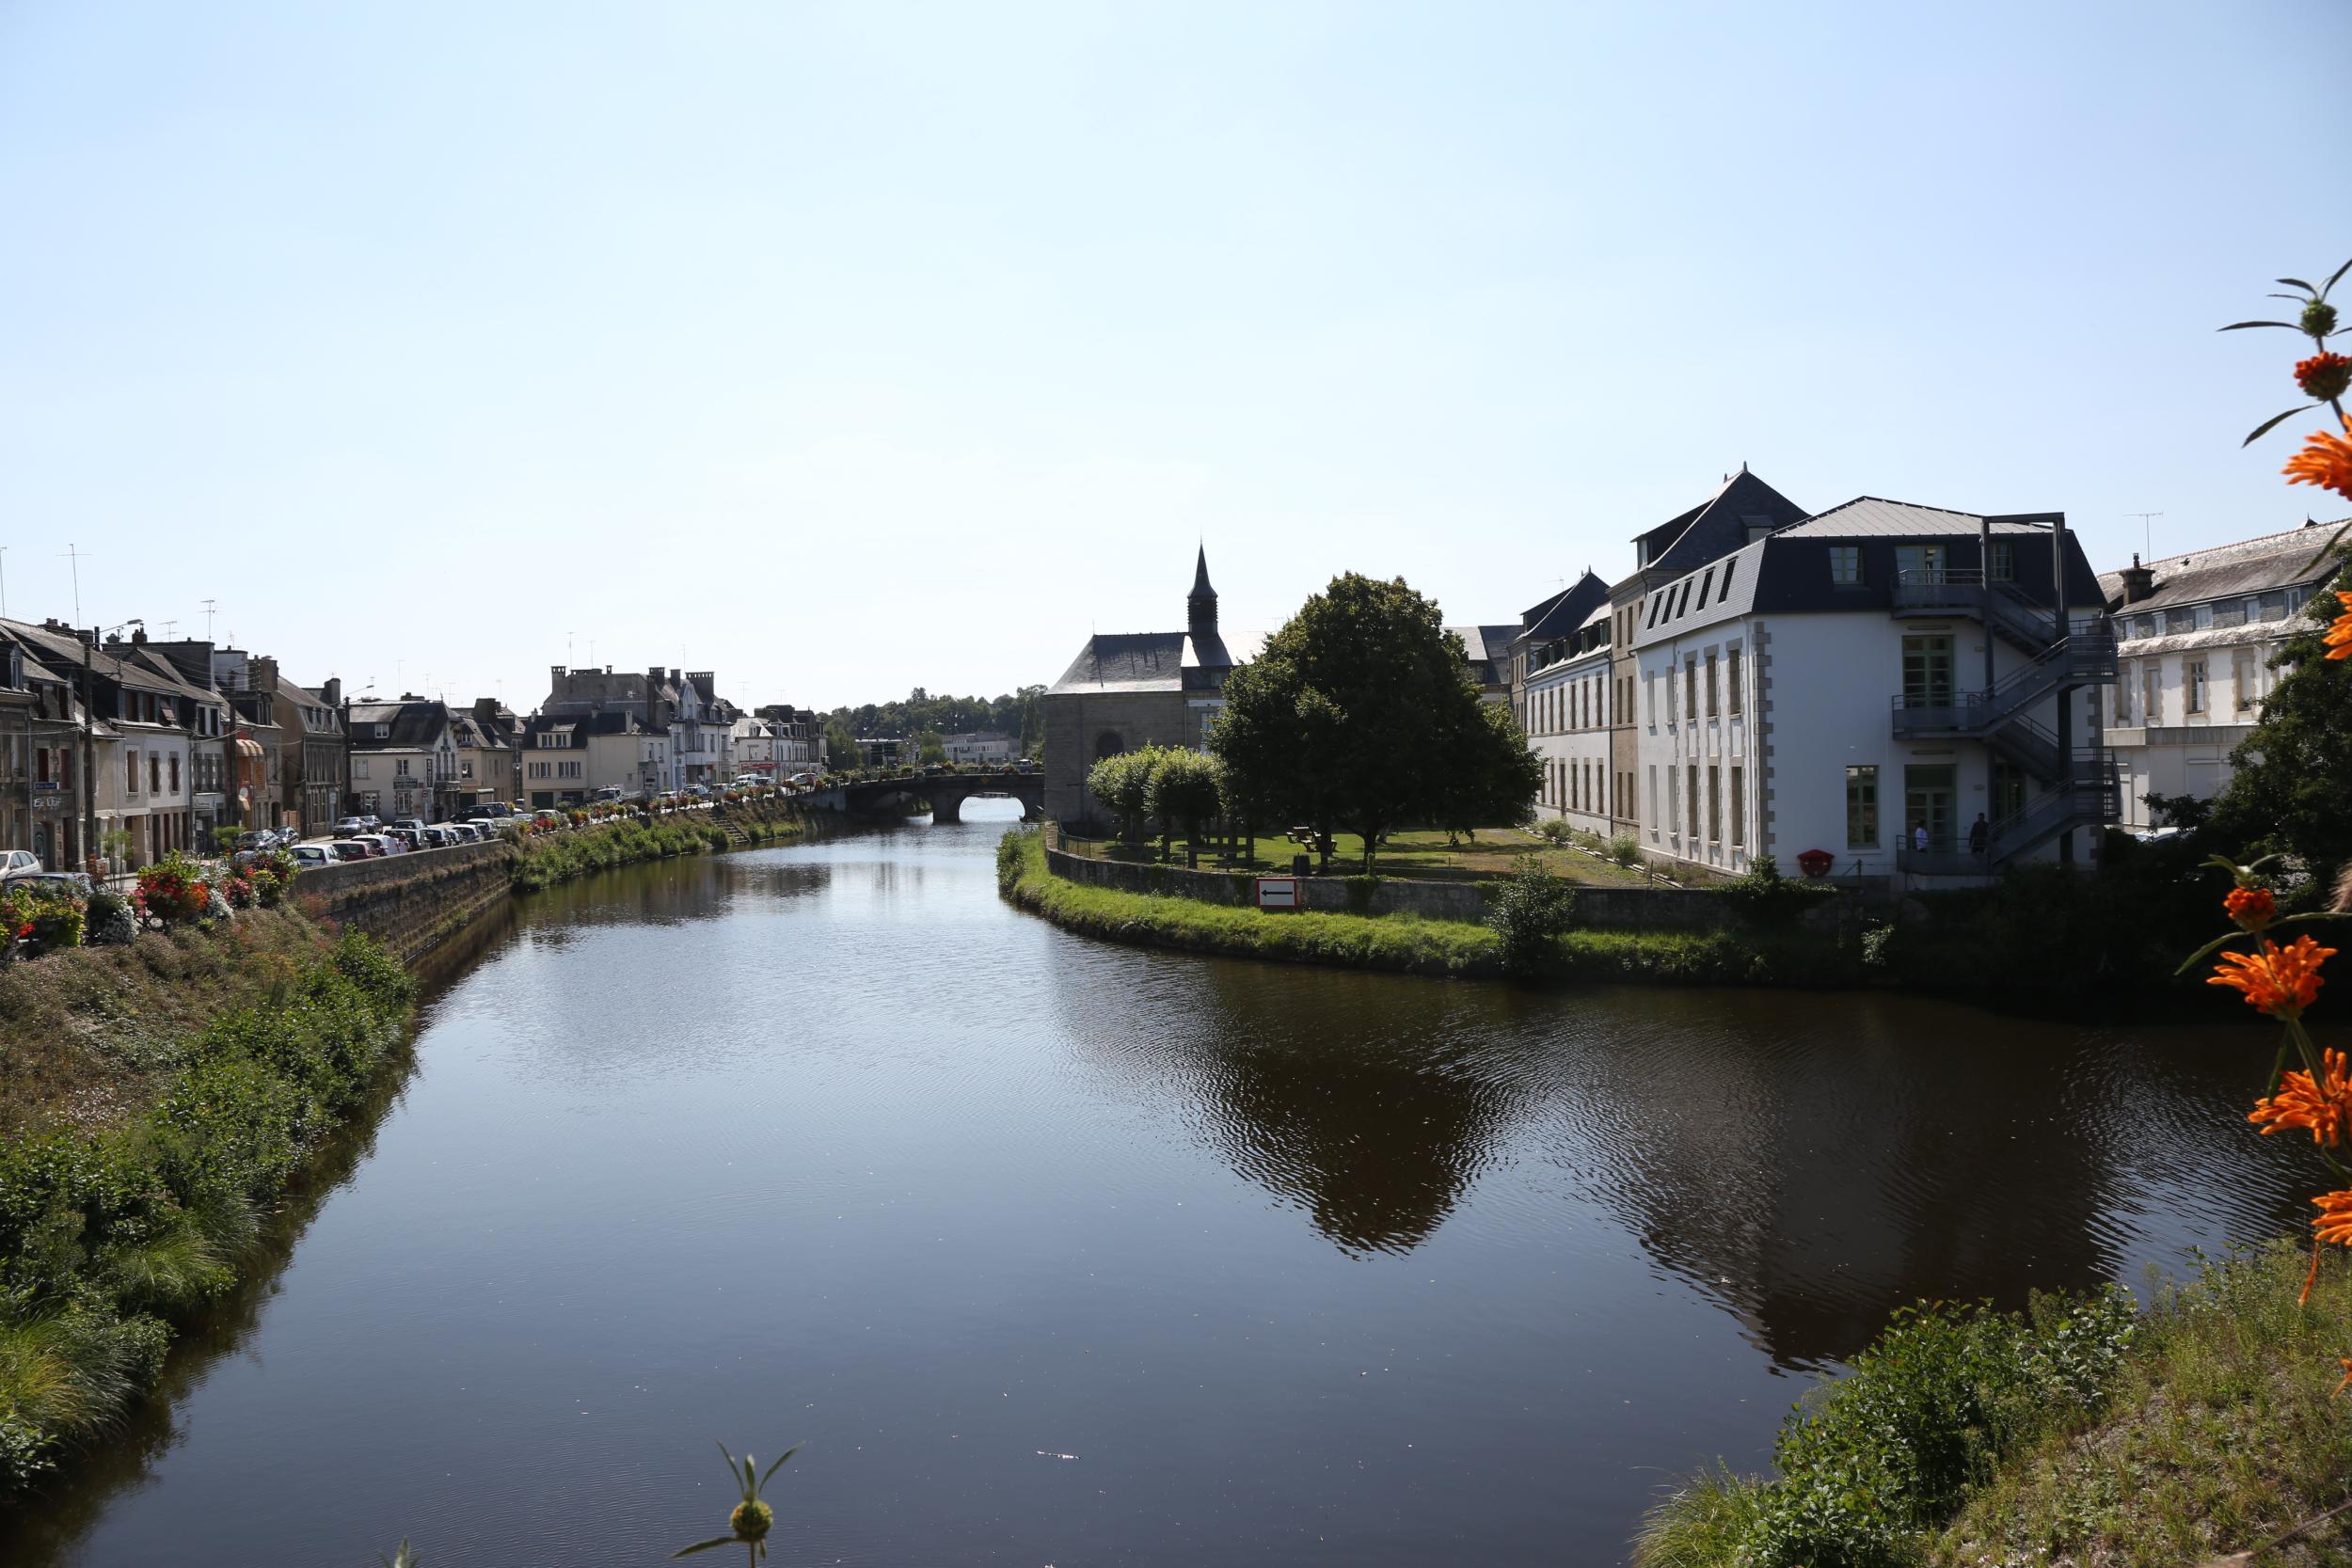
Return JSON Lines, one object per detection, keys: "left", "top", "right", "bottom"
{"left": 808, "top": 769, "right": 1043, "bottom": 824}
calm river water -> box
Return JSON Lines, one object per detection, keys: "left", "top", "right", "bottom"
{"left": 0, "top": 803, "right": 2315, "bottom": 1566}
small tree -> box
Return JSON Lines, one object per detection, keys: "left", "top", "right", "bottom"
{"left": 1147, "top": 750, "right": 1223, "bottom": 863}
{"left": 1485, "top": 859, "right": 1576, "bottom": 976}
{"left": 914, "top": 729, "right": 947, "bottom": 766}
{"left": 1086, "top": 749, "right": 1160, "bottom": 846}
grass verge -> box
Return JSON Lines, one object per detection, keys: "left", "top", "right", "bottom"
{"left": 0, "top": 918, "right": 415, "bottom": 1497}
{"left": 1635, "top": 1242, "right": 2352, "bottom": 1568}
{"left": 997, "top": 827, "right": 1859, "bottom": 987}
{"left": 510, "top": 802, "right": 813, "bottom": 894}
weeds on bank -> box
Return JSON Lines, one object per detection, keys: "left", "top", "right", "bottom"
{"left": 0, "top": 928, "right": 415, "bottom": 1494}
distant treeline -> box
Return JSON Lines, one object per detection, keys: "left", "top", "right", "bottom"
{"left": 822, "top": 686, "right": 1045, "bottom": 759}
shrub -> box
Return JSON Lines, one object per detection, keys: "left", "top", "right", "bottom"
{"left": 83, "top": 891, "right": 136, "bottom": 947}
{"left": 1636, "top": 1289, "right": 2136, "bottom": 1568}
{"left": 1484, "top": 859, "right": 1577, "bottom": 976}
{"left": 1608, "top": 834, "right": 1642, "bottom": 867}
{"left": 1716, "top": 855, "right": 1836, "bottom": 924}
{"left": 1, "top": 884, "right": 85, "bottom": 956}
{"left": 1534, "top": 817, "right": 1573, "bottom": 845}
{"left": 135, "top": 853, "right": 213, "bottom": 927}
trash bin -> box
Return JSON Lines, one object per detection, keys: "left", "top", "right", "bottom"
{"left": 1292, "top": 853, "right": 1311, "bottom": 878}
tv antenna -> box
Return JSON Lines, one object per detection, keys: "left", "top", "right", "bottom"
{"left": 2125, "top": 512, "right": 2164, "bottom": 560}
{"left": 60, "top": 543, "right": 86, "bottom": 624}
{"left": 201, "top": 599, "right": 217, "bottom": 641}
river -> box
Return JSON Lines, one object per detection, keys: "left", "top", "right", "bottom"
{"left": 0, "top": 802, "right": 2314, "bottom": 1566}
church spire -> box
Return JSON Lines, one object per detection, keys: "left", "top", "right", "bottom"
{"left": 1189, "top": 544, "right": 1216, "bottom": 605}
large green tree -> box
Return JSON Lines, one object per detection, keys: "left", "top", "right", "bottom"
{"left": 1212, "top": 573, "right": 1539, "bottom": 870}
{"left": 2209, "top": 549, "right": 2352, "bottom": 882}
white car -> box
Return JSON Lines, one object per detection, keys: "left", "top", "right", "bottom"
{"left": 290, "top": 844, "right": 335, "bottom": 869}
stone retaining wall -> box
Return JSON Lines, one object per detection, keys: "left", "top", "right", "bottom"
{"left": 296, "top": 841, "right": 517, "bottom": 963}
{"left": 1041, "top": 844, "right": 1762, "bottom": 929}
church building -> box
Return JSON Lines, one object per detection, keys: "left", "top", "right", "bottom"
{"left": 1042, "top": 548, "right": 1248, "bottom": 828}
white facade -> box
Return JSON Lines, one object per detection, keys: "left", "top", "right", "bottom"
{"left": 943, "top": 731, "right": 1017, "bottom": 767}
{"left": 2099, "top": 527, "right": 2340, "bottom": 829}
{"left": 1623, "top": 500, "right": 2114, "bottom": 885}
{"left": 1523, "top": 631, "right": 1616, "bottom": 837}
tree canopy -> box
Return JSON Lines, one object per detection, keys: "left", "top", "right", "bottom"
{"left": 821, "top": 687, "right": 1044, "bottom": 758}
{"left": 1211, "top": 573, "right": 1539, "bottom": 869}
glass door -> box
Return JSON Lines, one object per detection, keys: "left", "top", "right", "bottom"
{"left": 1902, "top": 635, "right": 1955, "bottom": 710}
{"left": 1904, "top": 764, "right": 1958, "bottom": 851}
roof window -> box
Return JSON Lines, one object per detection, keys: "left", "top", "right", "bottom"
{"left": 1717, "top": 559, "right": 1738, "bottom": 603}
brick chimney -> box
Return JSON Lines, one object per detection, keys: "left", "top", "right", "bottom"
{"left": 2118, "top": 553, "right": 2155, "bottom": 604}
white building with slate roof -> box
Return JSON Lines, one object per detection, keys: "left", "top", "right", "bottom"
{"left": 1626, "top": 497, "right": 2116, "bottom": 885}
{"left": 2099, "top": 519, "right": 2348, "bottom": 830}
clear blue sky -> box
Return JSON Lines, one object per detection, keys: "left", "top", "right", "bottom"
{"left": 1, "top": 1, "right": 2344, "bottom": 713}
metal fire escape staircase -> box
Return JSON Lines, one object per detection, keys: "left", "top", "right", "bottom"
{"left": 1889, "top": 570, "right": 2122, "bottom": 869}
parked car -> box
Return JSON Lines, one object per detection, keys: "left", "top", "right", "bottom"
{"left": 331, "top": 817, "right": 366, "bottom": 838}
{"left": 350, "top": 834, "right": 398, "bottom": 858}
{"left": 0, "top": 849, "right": 40, "bottom": 878}
{"left": 325, "top": 840, "right": 369, "bottom": 863}
{"left": 4, "top": 870, "right": 92, "bottom": 897}
{"left": 385, "top": 827, "right": 423, "bottom": 851}
{"left": 290, "top": 844, "right": 334, "bottom": 869}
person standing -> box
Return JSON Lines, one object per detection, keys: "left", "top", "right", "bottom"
{"left": 1968, "top": 811, "right": 1990, "bottom": 858}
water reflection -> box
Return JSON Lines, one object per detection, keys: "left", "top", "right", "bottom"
{"left": 1051, "top": 939, "right": 2314, "bottom": 1370}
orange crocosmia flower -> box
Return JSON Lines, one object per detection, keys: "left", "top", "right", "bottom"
{"left": 2251, "top": 1047, "right": 2352, "bottom": 1147}
{"left": 2211, "top": 934, "right": 2336, "bottom": 1020}
{"left": 2327, "top": 590, "right": 2352, "bottom": 663}
{"left": 2285, "top": 417, "right": 2352, "bottom": 503}
{"left": 2337, "top": 1357, "right": 2352, "bottom": 1398}
{"left": 2225, "top": 885, "right": 2278, "bottom": 931}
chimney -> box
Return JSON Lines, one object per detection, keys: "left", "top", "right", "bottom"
{"left": 323, "top": 677, "right": 342, "bottom": 707}
{"left": 2118, "top": 553, "right": 2155, "bottom": 604}
{"left": 132, "top": 626, "right": 147, "bottom": 644}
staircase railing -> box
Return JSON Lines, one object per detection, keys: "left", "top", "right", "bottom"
{"left": 1891, "top": 630, "right": 2118, "bottom": 738}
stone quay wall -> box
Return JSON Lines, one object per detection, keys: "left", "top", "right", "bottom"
{"left": 296, "top": 840, "right": 517, "bottom": 963}
{"left": 1041, "top": 844, "right": 1769, "bottom": 930}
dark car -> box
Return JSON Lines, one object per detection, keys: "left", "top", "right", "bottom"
{"left": 331, "top": 817, "right": 366, "bottom": 838}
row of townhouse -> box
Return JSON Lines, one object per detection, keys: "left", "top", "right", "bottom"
{"left": 0, "top": 617, "right": 836, "bottom": 871}
{"left": 516, "top": 666, "right": 818, "bottom": 807}
{"left": 1510, "top": 470, "right": 2120, "bottom": 887}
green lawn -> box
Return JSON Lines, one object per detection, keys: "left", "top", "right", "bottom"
{"left": 1056, "top": 824, "right": 1670, "bottom": 888}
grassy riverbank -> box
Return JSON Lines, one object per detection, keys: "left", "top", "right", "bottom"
{"left": 997, "top": 828, "right": 1859, "bottom": 986}
{"left": 0, "top": 910, "right": 414, "bottom": 1496}
{"left": 510, "top": 802, "right": 815, "bottom": 894}
{"left": 1635, "top": 1242, "right": 2352, "bottom": 1568}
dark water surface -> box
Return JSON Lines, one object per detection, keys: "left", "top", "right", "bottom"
{"left": 1, "top": 804, "right": 2314, "bottom": 1566}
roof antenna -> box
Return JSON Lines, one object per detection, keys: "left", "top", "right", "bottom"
{"left": 2124, "top": 512, "right": 2163, "bottom": 561}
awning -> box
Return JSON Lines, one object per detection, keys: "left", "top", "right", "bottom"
{"left": 232, "top": 737, "right": 264, "bottom": 757}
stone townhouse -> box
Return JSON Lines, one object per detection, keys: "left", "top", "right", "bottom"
{"left": 345, "top": 697, "right": 460, "bottom": 823}
{"left": 0, "top": 620, "right": 210, "bottom": 870}
{"left": 521, "top": 709, "right": 670, "bottom": 805}
{"left": 2098, "top": 520, "right": 2348, "bottom": 828}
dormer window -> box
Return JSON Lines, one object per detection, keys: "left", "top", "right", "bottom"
{"left": 374, "top": 724, "right": 390, "bottom": 739}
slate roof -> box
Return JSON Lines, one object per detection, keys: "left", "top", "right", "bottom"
{"left": 1629, "top": 495, "right": 2108, "bottom": 650}
{"left": 1, "top": 621, "right": 215, "bottom": 703}
{"left": 1622, "top": 469, "right": 1809, "bottom": 587}
{"left": 1516, "top": 571, "right": 1613, "bottom": 647}
{"left": 1774, "top": 497, "right": 2058, "bottom": 539}
{"left": 347, "top": 699, "right": 451, "bottom": 750}
{"left": 2096, "top": 520, "right": 2349, "bottom": 612}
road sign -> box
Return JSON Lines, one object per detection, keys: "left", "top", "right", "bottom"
{"left": 1256, "top": 876, "right": 1301, "bottom": 911}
